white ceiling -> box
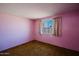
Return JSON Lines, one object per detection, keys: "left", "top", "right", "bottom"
{"left": 0, "top": 3, "right": 79, "bottom": 19}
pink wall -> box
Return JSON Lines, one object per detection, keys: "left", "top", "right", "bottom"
{"left": 31, "top": 20, "right": 36, "bottom": 40}
{"left": 35, "top": 11, "right": 79, "bottom": 52}
{"left": 0, "top": 13, "right": 33, "bottom": 51}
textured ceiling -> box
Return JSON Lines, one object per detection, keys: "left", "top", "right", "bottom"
{"left": 0, "top": 3, "right": 79, "bottom": 19}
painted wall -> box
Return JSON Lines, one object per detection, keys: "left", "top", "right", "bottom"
{"left": 35, "top": 11, "right": 79, "bottom": 52}
{"left": 0, "top": 13, "right": 33, "bottom": 51}
{"left": 31, "top": 19, "right": 36, "bottom": 40}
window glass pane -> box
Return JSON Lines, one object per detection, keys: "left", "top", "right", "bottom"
{"left": 40, "top": 18, "right": 55, "bottom": 35}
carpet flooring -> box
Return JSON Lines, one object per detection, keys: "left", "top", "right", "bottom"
{"left": 0, "top": 40, "right": 79, "bottom": 56}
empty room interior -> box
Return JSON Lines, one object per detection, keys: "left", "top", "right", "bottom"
{"left": 0, "top": 3, "right": 79, "bottom": 56}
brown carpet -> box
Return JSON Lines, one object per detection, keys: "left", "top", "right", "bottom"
{"left": 0, "top": 40, "right": 79, "bottom": 56}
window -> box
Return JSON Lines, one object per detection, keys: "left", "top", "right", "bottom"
{"left": 40, "top": 18, "right": 55, "bottom": 35}
{"left": 40, "top": 17, "right": 62, "bottom": 36}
